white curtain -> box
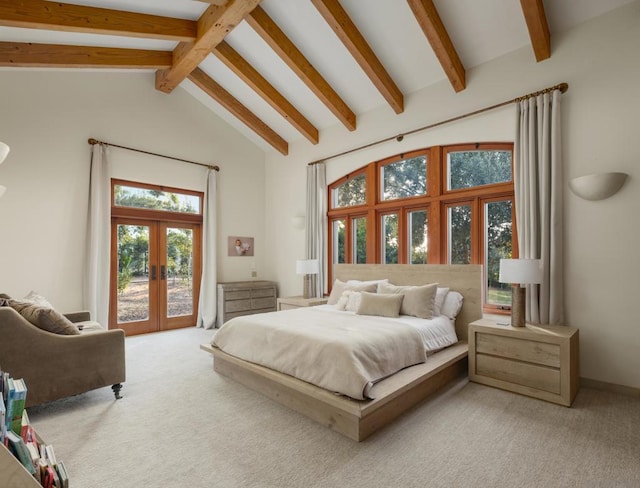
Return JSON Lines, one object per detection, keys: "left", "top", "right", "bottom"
{"left": 514, "top": 89, "right": 563, "bottom": 325}
{"left": 305, "top": 163, "right": 327, "bottom": 297}
{"left": 197, "top": 168, "right": 218, "bottom": 329}
{"left": 84, "top": 143, "right": 111, "bottom": 326}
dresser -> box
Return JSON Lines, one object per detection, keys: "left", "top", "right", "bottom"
{"left": 468, "top": 318, "right": 579, "bottom": 406}
{"left": 216, "top": 281, "right": 277, "bottom": 327}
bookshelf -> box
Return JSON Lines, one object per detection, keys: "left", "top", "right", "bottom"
{"left": 0, "top": 441, "right": 41, "bottom": 488}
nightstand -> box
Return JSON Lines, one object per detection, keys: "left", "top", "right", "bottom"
{"left": 468, "top": 318, "right": 579, "bottom": 406}
{"left": 277, "top": 296, "right": 328, "bottom": 311}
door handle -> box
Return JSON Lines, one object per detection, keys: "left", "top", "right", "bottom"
{"left": 161, "top": 265, "right": 166, "bottom": 280}
{"left": 151, "top": 265, "right": 157, "bottom": 280}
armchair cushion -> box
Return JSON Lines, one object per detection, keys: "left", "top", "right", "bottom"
{"left": 7, "top": 299, "right": 80, "bottom": 335}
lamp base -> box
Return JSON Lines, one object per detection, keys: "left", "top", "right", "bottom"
{"left": 511, "top": 285, "right": 526, "bottom": 327}
{"left": 303, "top": 275, "right": 315, "bottom": 299}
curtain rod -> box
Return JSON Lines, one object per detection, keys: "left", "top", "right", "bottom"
{"left": 308, "top": 82, "right": 568, "bottom": 166}
{"left": 88, "top": 138, "right": 220, "bottom": 171}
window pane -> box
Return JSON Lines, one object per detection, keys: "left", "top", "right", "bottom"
{"left": 448, "top": 150, "right": 512, "bottom": 190}
{"left": 448, "top": 205, "right": 471, "bottom": 264}
{"left": 166, "top": 227, "right": 194, "bottom": 318}
{"left": 381, "top": 156, "right": 427, "bottom": 201}
{"left": 486, "top": 201, "right": 513, "bottom": 307}
{"left": 114, "top": 184, "right": 200, "bottom": 214}
{"left": 382, "top": 214, "right": 398, "bottom": 264}
{"left": 333, "top": 220, "right": 346, "bottom": 263}
{"left": 408, "top": 210, "right": 428, "bottom": 264}
{"left": 117, "top": 224, "right": 150, "bottom": 323}
{"left": 352, "top": 217, "right": 367, "bottom": 264}
{"left": 332, "top": 174, "right": 366, "bottom": 208}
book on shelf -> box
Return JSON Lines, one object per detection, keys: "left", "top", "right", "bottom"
{"left": 6, "top": 430, "right": 36, "bottom": 476}
{"left": 5, "top": 377, "right": 28, "bottom": 435}
{"left": 0, "top": 393, "right": 6, "bottom": 446}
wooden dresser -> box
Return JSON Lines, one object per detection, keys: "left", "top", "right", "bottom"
{"left": 216, "top": 281, "right": 277, "bottom": 328}
{"left": 468, "top": 318, "right": 579, "bottom": 406}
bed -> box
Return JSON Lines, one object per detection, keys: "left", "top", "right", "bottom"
{"left": 201, "top": 264, "right": 482, "bottom": 441}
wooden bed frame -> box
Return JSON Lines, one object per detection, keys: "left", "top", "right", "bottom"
{"left": 201, "top": 264, "right": 482, "bottom": 441}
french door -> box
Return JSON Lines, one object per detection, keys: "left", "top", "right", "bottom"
{"left": 110, "top": 219, "right": 201, "bottom": 335}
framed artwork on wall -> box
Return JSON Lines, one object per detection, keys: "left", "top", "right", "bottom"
{"left": 228, "top": 236, "right": 254, "bottom": 256}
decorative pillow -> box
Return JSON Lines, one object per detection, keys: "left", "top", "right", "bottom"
{"left": 8, "top": 299, "right": 80, "bottom": 335}
{"left": 356, "top": 291, "right": 403, "bottom": 318}
{"left": 377, "top": 282, "right": 438, "bottom": 319}
{"left": 440, "top": 291, "right": 464, "bottom": 319}
{"left": 346, "top": 291, "right": 363, "bottom": 312}
{"left": 23, "top": 290, "right": 55, "bottom": 308}
{"left": 434, "top": 287, "right": 450, "bottom": 316}
{"left": 327, "top": 279, "right": 377, "bottom": 305}
{"left": 335, "top": 290, "right": 352, "bottom": 311}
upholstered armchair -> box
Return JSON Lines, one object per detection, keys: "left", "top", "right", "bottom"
{"left": 0, "top": 299, "right": 125, "bottom": 407}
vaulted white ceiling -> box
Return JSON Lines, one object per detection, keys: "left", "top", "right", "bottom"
{"left": 0, "top": 0, "right": 634, "bottom": 154}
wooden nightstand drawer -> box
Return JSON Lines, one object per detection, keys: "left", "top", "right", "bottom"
{"left": 476, "top": 333, "right": 560, "bottom": 368}
{"left": 469, "top": 319, "right": 579, "bottom": 406}
{"left": 476, "top": 354, "right": 561, "bottom": 394}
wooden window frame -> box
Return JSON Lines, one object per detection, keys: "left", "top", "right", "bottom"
{"left": 327, "top": 142, "right": 516, "bottom": 313}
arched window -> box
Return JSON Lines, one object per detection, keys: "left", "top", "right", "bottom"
{"left": 327, "top": 143, "right": 515, "bottom": 313}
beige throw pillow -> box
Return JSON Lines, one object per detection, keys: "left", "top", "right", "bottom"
{"left": 377, "top": 282, "right": 438, "bottom": 319}
{"left": 8, "top": 299, "right": 80, "bottom": 335}
{"left": 356, "top": 291, "right": 403, "bottom": 318}
{"left": 327, "top": 279, "right": 378, "bottom": 305}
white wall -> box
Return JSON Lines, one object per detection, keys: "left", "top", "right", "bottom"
{"left": 265, "top": 2, "right": 640, "bottom": 389}
{"left": 0, "top": 70, "right": 267, "bottom": 312}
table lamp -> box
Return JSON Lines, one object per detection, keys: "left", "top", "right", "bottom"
{"left": 499, "top": 258, "right": 542, "bottom": 327}
{"left": 296, "top": 259, "right": 319, "bottom": 299}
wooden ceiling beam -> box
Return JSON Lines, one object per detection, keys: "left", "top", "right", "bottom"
{"left": 0, "top": 0, "right": 196, "bottom": 42}
{"left": 246, "top": 5, "right": 356, "bottom": 131}
{"left": 213, "top": 41, "right": 319, "bottom": 144}
{"left": 156, "top": 0, "right": 261, "bottom": 94}
{"left": 0, "top": 41, "right": 172, "bottom": 68}
{"left": 188, "top": 68, "right": 289, "bottom": 155}
{"left": 311, "top": 0, "right": 403, "bottom": 114}
{"left": 520, "top": 0, "right": 551, "bottom": 62}
{"left": 407, "top": 0, "right": 466, "bottom": 93}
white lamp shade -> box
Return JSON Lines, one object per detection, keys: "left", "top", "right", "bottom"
{"left": 296, "top": 259, "right": 319, "bottom": 275}
{"left": 499, "top": 259, "right": 542, "bottom": 284}
{"left": 0, "top": 142, "right": 9, "bottom": 165}
{"left": 568, "top": 172, "right": 628, "bottom": 201}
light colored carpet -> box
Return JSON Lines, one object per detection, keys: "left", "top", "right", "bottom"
{"left": 28, "top": 327, "right": 640, "bottom": 488}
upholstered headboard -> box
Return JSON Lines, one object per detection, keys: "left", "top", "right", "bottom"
{"left": 333, "top": 264, "right": 483, "bottom": 342}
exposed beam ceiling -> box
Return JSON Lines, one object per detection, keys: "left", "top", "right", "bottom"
{"left": 245, "top": 5, "right": 357, "bottom": 132}
{"left": 155, "top": 0, "right": 261, "bottom": 94}
{"left": 407, "top": 0, "right": 466, "bottom": 93}
{"left": 310, "top": 0, "right": 404, "bottom": 114}
{"left": 188, "top": 68, "right": 289, "bottom": 156}
{"left": 212, "top": 41, "right": 319, "bottom": 144}
{"left": 0, "top": 41, "right": 172, "bottom": 68}
{"left": 0, "top": 0, "right": 597, "bottom": 154}
{"left": 0, "top": 0, "right": 196, "bottom": 41}
{"left": 520, "top": 0, "right": 551, "bottom": 62}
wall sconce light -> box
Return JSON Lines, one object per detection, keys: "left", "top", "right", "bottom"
{"left": 292, "top": 215, "right": 305, "bottom": 230}
{"left": 568, "top": 172, "right": 628, "bottom": 201}
{"left": 499, "top": 258, "right": 543, "bottom": 327}
{"left": 0, "top": 141, "right": 9, "bottom": 198}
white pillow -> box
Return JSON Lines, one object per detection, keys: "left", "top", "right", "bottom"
{"left": 346, "top": 291, "right": 363, "bottom": 312}
{"left": 23, "top": 291, "right": 55, "bottom": 309}
{"left": 434, "top": 287, "right": 450, "bottom": 316}
{"left": 347, "top": 279, "right": 389, "bottom": 287}
{"left": 335, "top": 290, "right": 352, "bottom": 311}
{"left": 327, "top": 279, "right": 377, "bottom": 305}
{"left": 441, "top": 291, "right": 464, "bottom": 319}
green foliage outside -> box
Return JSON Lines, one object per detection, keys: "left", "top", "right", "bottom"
{"left": 448, "top": 150, "right": 511, "bottom": 189}
{"left": 114, "top": 185, "right": 198, "bottom": 214}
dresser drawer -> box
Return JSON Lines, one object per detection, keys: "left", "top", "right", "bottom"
{"left": 476, "top": 354, "right": 561, "bottom": 394}
{"left": 252, "top": 287, "right": 276, "bottom": 298}
{"left": 476, "top": 333, "right": 560, "bottom": 368}
{"left": 252, "top": 297, "right": 276, "bottom": 309}
{"left": 225, "top": 299, "right": 252, "bottom": 313}
{"left": 225, "top": 290, "right": 251, "bottom": 300}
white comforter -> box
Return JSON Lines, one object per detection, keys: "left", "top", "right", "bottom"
{"left": 212, "top": 306, "right": 457, "bottom": 400}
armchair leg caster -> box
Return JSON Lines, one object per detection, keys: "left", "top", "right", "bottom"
{"left": 112, "top": 383, "right": 123, "bottom": 400}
